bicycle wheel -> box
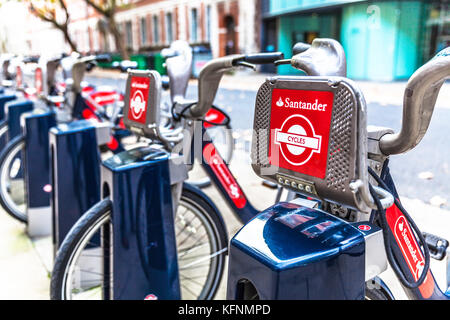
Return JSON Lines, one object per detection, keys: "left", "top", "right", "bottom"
{"left": 50, "top": 185, "right": 228, "bottom": 300}
{"left": 0, "top": 135, "right": 26, "bottom": 223}
{"left": 364, "top": 278, "right": 394, "bottom": 300}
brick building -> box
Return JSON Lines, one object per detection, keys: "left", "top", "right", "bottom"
{"left": 23, "top": 0, "right": 261, "bottom": 59}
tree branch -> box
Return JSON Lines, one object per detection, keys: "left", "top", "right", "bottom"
{"left": 84, "top": 0, "right": 109, "bottom": 16}
{"left": 30, "top": 4, "right": 61, "bottom": 28}
{"left": 58, "top": 0, "right": 70, "bottom": 24}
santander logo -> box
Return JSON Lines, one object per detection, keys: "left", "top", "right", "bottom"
{"left": 275, "top": 96, "right": 328, "bottom": 112}
{"left": 276, "top": 97, "right": 284, "bottom": 107}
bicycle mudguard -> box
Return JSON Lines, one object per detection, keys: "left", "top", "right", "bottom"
{"left": 0, "top": 93, "right": 16, "bottom": 121}
{"left": 23, "top": 110, "right": 57, "bottom": 237}
{"left": 50, "top": 120, "right": 102, "bottom": 252}
{"left": 7, "top": 99, "right": 33, "bottom": 140}
{"left": 251, "top": 76, "right": 375, "bottom": 213}
{"left": 101, "top": 146, "right": 183, "bottom": 300}
{"left": 227, "top": 200, "right": 387, "bottom": 299}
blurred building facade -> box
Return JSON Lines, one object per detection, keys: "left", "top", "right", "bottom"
{"left": 262, "top": 0, "right": 449, "bottom": 80}
{"left": 4, "top": 0, "right": 448, "bottom": 81}
{"left": 29, "top": 0, "right": 261, "bottom": 59}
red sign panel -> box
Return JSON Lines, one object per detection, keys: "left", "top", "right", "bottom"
{"left": 35, "top": 67, "right": 43, "bottom": 94}
{"left": 268, "top": 89, "right": 334, "bottom": 179}
{"left": 128, "top": 76, "right": 150, "bottom": 124}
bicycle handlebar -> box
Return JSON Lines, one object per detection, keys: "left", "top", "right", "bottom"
{"left": 379, "top": 47, "right": 450, "bottom": 155}
{"left": 241, "top": 52, "right": 284, "bottom": 65}
{"left": 71, "top": 54, "right": 111, "bottom": 93}
{"left": 190, "top": 52, "right": 284, "bottom": 118}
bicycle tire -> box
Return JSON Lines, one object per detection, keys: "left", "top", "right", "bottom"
{"left": 51, "top": 184, "right": 228, "bottom": 300}
{"left": 365, "top": 277, "right": 394, "bottom": 300}
{"left": 0, "top": 135, "right": 26, "bottom": 223}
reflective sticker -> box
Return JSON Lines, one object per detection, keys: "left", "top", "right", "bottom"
{"left": 203, "top": 143, "right": 246, "bottom": 209}
{"left": 203, "top": 108, "right": 226, "bottom": 128}
{"left": 386, "top": 204, "right": 434, "bottom": 298}
{"left": 35, "top": 67, "right": 43, "bottom": 94}
{"left": 144, "top": 294, "right": 158, "bottom": 300}
{"left": 16, "top": 66, "right": 22, "bottom": 87}
{"left": 128, "top": 76, "right": 150, "bottom": 124}
{"left": 269, "top": 89, "right": 334, "bottom": 179}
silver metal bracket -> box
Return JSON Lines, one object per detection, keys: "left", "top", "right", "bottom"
{"left": 92, "top": 121, "right": 112, "bottom": 146}
{"left": 169, "top": 153, "right": 188, "bottom": 185}
{"left": 447, "top": 248, "right": 450, "bottom": 291}
{"left": 352, "top": 222, "right": 388, "bottom": 281}
{"left": 367, "top": 125, "right": 394, "bottom": 162}
{"left": 289, "top": 197, "right": 320, "bottom": 209}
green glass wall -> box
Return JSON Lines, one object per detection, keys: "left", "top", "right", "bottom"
{"left": 271, "top": 0, "right": 428, "bottom": 80}
{"left": 269, "top": 0, "right": 365, "bottom": 15}
{"left": 341, "top": 1, "right": 424, "bottom": 80}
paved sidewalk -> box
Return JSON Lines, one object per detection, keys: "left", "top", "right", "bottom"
{"left": 89, "top": 68, "right": 450, "bottom": 109}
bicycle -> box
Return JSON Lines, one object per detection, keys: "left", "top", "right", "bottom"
{"left": 226, "top": 41, "right": 450, "bottom": 300}
{"left": 157, "top": 41, "right": 234, "bottom": 189}
{"left": 0, "top": 53, "right": 127, "bottom": 223}
{"left": 50, "top": 50, "right": 284, "bottom": 300}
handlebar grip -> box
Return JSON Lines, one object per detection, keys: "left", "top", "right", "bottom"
{"left": 94, "top": 54, "right": 112, "bottom": 63}
{"left": 23, "top": 56, "right": 39, "bottom": 64}
{"left": 161, "top": 48, "right": 178, "bottom": 59}
{"left": 85, "top": 62, "right": 96, "bottom": 72}
{"left": 244, "top": 52, "right": 284, "bottom": 64}
{"left": 292, "top": 42, "right": 311, "bottom": 55}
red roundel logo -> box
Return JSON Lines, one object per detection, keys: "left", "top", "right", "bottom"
{"left": 358, "top": 224, "right": 371, "bottom": 231}
{"left": 130, "top": 90, "right": 146, "bottom": 119}
{"left": 275, "top": 114, "right": 322, "bottom": 166}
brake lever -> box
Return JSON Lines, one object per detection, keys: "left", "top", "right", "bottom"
{"left": 235, "top": 61, "right": 256, "bottom": 71}
{"left": 274, "top": 59, "right": 292, "bottom": 66}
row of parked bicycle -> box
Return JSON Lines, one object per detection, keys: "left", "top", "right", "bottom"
{"left": 0, "top": 39, "right": 449, "bottom": 300}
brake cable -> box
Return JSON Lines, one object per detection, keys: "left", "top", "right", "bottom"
{"left": 368, "top": 167, "right": 431, "bottom": 289}
{"left": 171, "top": 102, "right": 231, "bottom": 127}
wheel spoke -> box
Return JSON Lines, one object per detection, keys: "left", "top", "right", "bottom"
{"left": 59, "top": 194, "right": 225, "bottom": 300}
{"left": 179, "top": 248, "right": 227, "bottom": 270}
